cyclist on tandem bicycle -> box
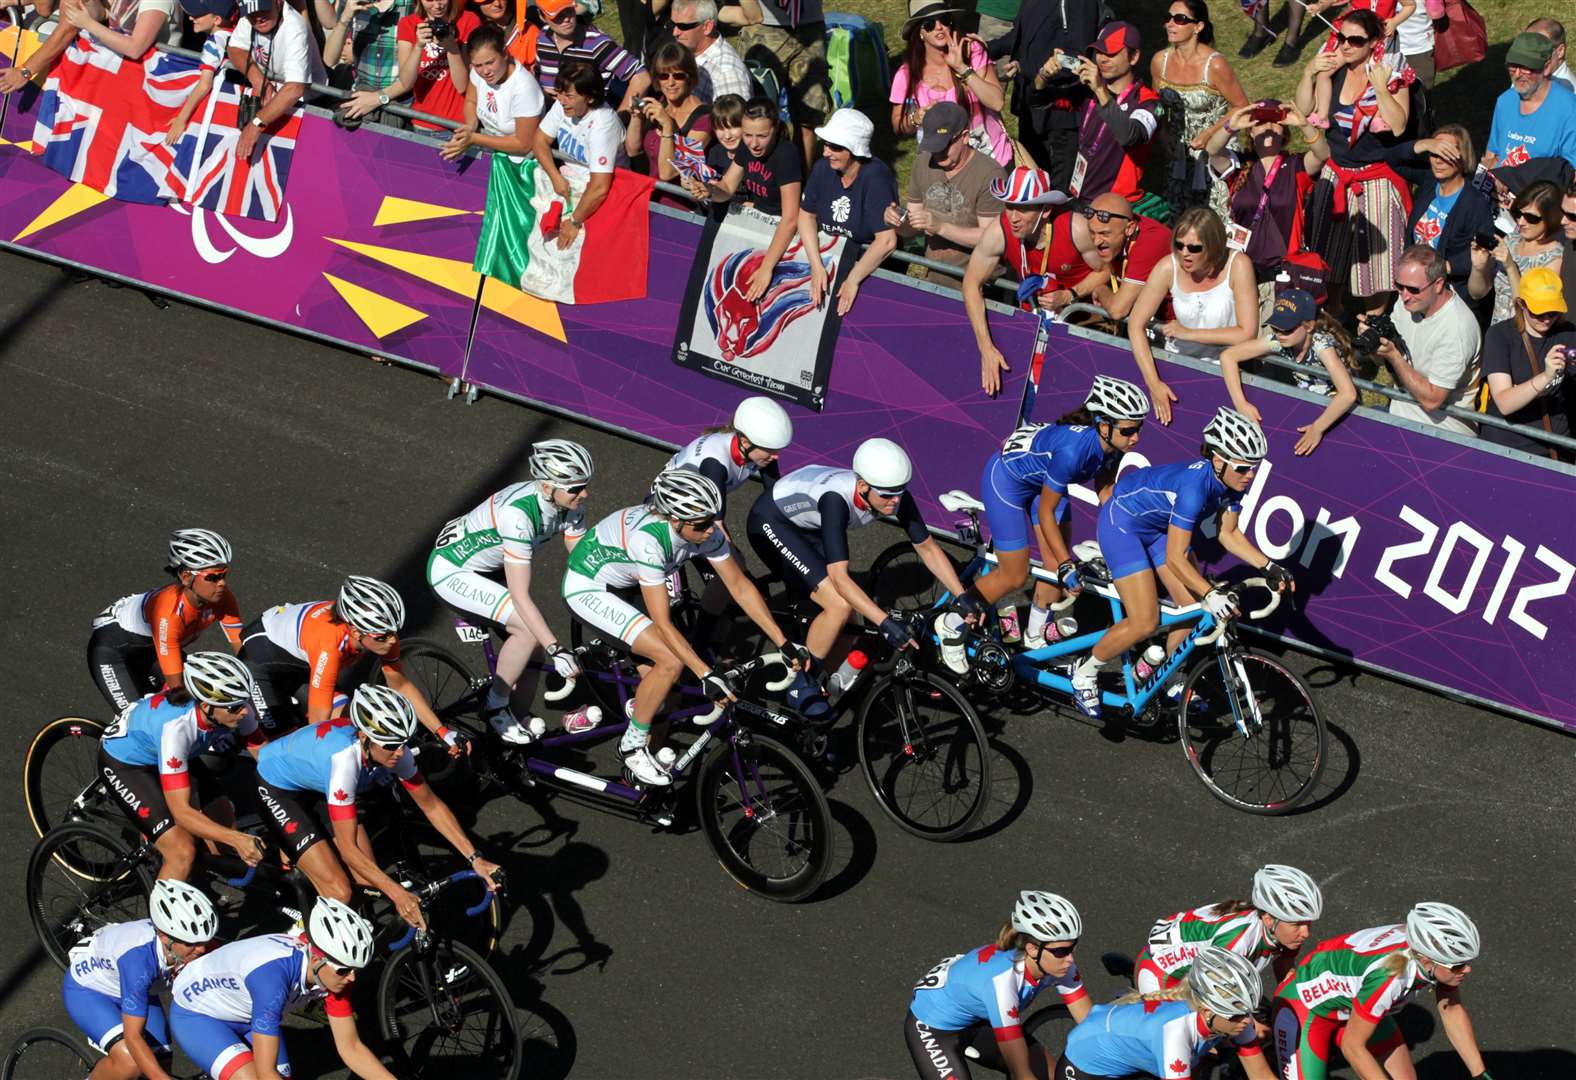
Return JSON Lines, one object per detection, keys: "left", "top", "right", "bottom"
{"left": 99, "top": 652, "right": 268, "bottom": 883}
{"left": 1069, "top": 407, "right": 1294, "bottom": 716}
{"left": 562, "top": 468, "right": 806, "bottom": 787}
{"left": 169, "top": 897, "right": 394, "bottom": 1080}
{"left": 88, "top": 529, "right": 243, "bottom": 713}
{"left": 252, "top": 684, "right": 503, "bottom": 931}
{"left": 425, "top": 439, "right": 594, "bottom": 746}
{"left": 62, "top": 880, "right": 217, "bottom": 1080}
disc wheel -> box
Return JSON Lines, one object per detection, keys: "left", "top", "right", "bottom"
{"left": 23, "top": 717, "right": 111, "bottom": 839}
{"left": 856, "top": 672, "right": 991, "bottom": 840}
{"left": 27, "top": 822, "right": 155, "bottom": 970}
{"left": 377, "top": 937, "right": 520, "bottom": 1080}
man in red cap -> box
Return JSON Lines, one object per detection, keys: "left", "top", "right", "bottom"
{"left": 962, "top": 165, "right": 1107, "bottom": 395}
{"left": 1062, "top": 20, "right": 1158, "bottom": 202}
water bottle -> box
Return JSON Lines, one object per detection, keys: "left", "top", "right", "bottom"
{"left": 1134, "top": 644, "right": 1166, "bottom": 683}
{"left": 654, "top": 746, "right": 677, "bottom": 769}
{"left": 526, "top": 716, "right": 549, "bottom": 740}
{"left": 562, "top": 705, "right": 602, "bottom": 735}
{"left": 827, "top": 649, "right": 868, "bottom": 704}
{"left": 996, "top": 602, "right": 1022, "bottom": 643}
{"left": 1044, "top": 615, "right": 1079, "bottom": 643}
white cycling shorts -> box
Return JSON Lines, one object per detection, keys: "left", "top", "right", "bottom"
{"left": 562, "top": 571, "right": 652, "bottom": 648}
{"left": 427, "top": 552, "right": 517, "bottom": 626}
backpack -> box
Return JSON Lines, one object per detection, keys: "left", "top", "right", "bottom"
{"left": 743, "top": 43, "right": 794, "bottom": 125}
{"left": 823, "top": 13, "right": 890, "bottom": 112}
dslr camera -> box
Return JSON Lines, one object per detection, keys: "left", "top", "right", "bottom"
{"left": 427, "top": 16, "right": 451, "bottom": 40}
{"left": 1354, "top": 313, "right": 1402, "bottom": 357}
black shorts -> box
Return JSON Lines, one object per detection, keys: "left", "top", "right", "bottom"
{"left": 902, "top": 1011, "right": 1049, "bottom": 1080}
{"left": 86, "top": 623, "right": 161, "bottom": 713}
{"left": 1055, "top": 1053, "right": 1117, "bottom": 1080}
{"left": 238, "top": 620, "right": 383, "bottom": 735}
{"left": 99, "top": 748, "right": 173, "bottom": 840}
{"left": 747, "top": 497, "right": 829, "bottom": 594}
{"left": 251, "top": 775, "right": 329, "bottom": 859}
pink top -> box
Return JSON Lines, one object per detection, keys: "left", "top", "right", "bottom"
{"left": 889, "top": 39, "right": 1011, "bottom": 166}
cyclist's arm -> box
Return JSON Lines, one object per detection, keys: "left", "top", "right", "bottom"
{"left": 329, "top": 811, "right": 408, "bottom": 898}
{"left": 915, "top": 536, "right": 968, "bottom": 599}
{"left": 1334, "top": 1012, "right": 1392, "bottom": 1080}
{"left": 1436, "top": 986, "right": 1487, "bottom": 1076}
{"left": 1238, "top": 1045, "right": 1277, "bottom": 1080}
{"left": 305, "top": 647, "right": 342, "bottom": 726}
{"left": 1067, "top": 993, "right": 1092, "bottom": 1023}
{"left": 383, "top": 663, "right": 447, "bottom": 741}
{"left": 825, "top": 561, "right": 890, "bottom": 625}
{"left": 117, "top": 956, "right": 174, "bottom": 1080}
{"left": 401, "top": 777, "right": 501, "bottom": 887}
{"left": 327, "top": 1006, "right": 400, "bottom": 1080}
{"left": 248, "top": 1032, "right": 290, "bottom": 1080}
{"left": 1216, "top": 509, "right": 1276, "bottom": 575}
{"left": 640, "top": 581, "right": 714, "bottom": 680}
{"left": 710, "top": 555, "right": 789, "bottom": 649}
{"left": 993, "top": 1033, "right": 1049, "bottom": 1080}
{"left": 166, "top": 783, "right": 259, "bottom": 860}
{"left": 119, "top": 1011, "right": 175, "bottom": 1080}
{"left": 1164, "top": 525, "right": 1214, "bottom": 598}
{"left": 502, "top": 558, "right": 559, "bottom": 651}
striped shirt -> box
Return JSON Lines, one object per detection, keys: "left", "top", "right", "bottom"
{"left": 534, "top": 24, "right": 643, "bottom": 96}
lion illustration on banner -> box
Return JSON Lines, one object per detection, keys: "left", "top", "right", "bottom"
{"left": 703, "top": 235, "right": 839, "bottom": 362}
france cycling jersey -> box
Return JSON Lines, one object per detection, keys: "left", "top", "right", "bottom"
{"left": 101, "top": 691, "right": 263, "bottom": 790}
{"left": 1063, "top": 999, "right": 1257, "bottom": 1079}
{"left": 909, "top": 944, "right": 1087, "bottom": 1040}
{"left": 255, "top": 718, "right": 422, "bottom": 822}
{"left": 63, "top": 919, "right": 173, "bottom": 1052}
{"left": 1097, "top": 461, "right": 1242, "bottom": 580}
{"left": 982, "top": 423, "right": 1115, "bottom": 552}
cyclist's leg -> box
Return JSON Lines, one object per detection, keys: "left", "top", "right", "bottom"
{"left": 972, "top": 456, "right": 1036, "bottom": 608}
{"left": 1026, "top": 500, "right": 1074, "bottom": 642}
{"left": 1156, "top": 549, "right": 1206, "bottom": 658}
{"left": 252, "top": 777, "right": 350, "bottom": 903}
{"left": 1271, "top": 999, "right": 1332, "bottom": 1080}
{"left": 168, "top": 1006, "right": 261, "bottom": 1080}
{"left": 1360, "top": 1016, "right": 1413, "bottom": 1080}
{"left": 87, "top": 626, "right": 160, "bottom": 714}
{"left": 97, "top": 749, "right": 182, "bottom": 860}
{"left": 429, "top": 558, "right": 538, "bottom": 705}
{"left": 902, "top": 1010, "right": 974, "bottom": 1080}
{"left": 239, "top": 628, "right": 307, "bottom": 737}
{"left": 1087, "top": 502, "right": 1162, "bottom": 663}
{"left": 746, "top": 501, "right": 839, "bottom": 657}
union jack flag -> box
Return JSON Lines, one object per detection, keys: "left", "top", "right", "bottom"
{"left": 671, "top": 133, "right": 716, "bottom": 184}
{"left": 169, "top": 73, "right": 302, "bottom": 223}
{"left": 31, "top": 32, "right": 203, "bottom": 203}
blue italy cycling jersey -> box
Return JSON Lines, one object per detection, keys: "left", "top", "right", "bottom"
{"left": 909, "top": 944, "right": 1087, "bottom": 1039}
{"left": 1106, "top": 460, "right": 1241, "bottom": 543}
{"left": 996, "top": 423, "right": 1113, "bottom": 494}
{"left": 66, "top": 919, "right": 167, "bottom": 1018}
{"left": 1063, "top": 999, "right": 1256, "bottom": 1079}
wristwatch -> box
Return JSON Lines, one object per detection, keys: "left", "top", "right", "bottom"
{"left": 958, "top": 66, "right": 976, "bottom": 81}
{"left": 377, "top": 92, "right": 390, "bottom": 106}
{"left": 19, "top": 67, "right": 33, "bottom": 80}
{"left": 250, "top": 116, "right": 266, "bottom": 129}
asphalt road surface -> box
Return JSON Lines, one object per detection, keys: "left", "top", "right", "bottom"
{"left": 2, "top": 250, "right": 1574, "bottom": 1079}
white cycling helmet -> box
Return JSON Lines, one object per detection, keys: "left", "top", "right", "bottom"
{"left": 1406, "top": 902, "right": 1480, "bottom": 966}
{"left": 1202, "top": 407, "right": 1269, "bottom": 463}
{"left": 1084, "top": 375, "right": 1150, "bottom": 422}
{"left": 184, "top": 651, "right": 255, "bottom": 708}
{"left": 1187, "top": 945, "right": 1263, "bottom": 1018}
{"left": 307, "top": 897, "right": 375, "bottom": 970}
{"left": 1011, "top": 890, "right": 1083, "bottom": 943}
{"left": 852, "top": 438, "right": 912, "bottom": 493}
{"left": 650, "top": 468, "right": 724, "bottom": 522}
{"left": 1252, "top": 864, "right": 1324, "bottom": 923}
{"left": 149, "top": 879, "right": 218, "bottom": 944}
{"left": 733, "top": 396, "right": 794, "bottom": 451}
{"left": 529, "top": 439, "right": 594, "bottom": 486}
{"left": 168, "top": 528, "right": 233, "bottom": 571}
{"left": 349, "top": 683, "right": 418, "bottom": 746}
{"left": 337, "top": 575, "right": 406, "bottom": 636}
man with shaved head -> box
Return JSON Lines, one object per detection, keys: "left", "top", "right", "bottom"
{"left": 1081, "top": 193, "right": 1172, "bottom": 319}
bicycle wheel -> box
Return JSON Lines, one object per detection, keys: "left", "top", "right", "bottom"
{"left": 27, "top": 822, "right": 156, "bottom": 969}
{"left": 23, "top": 717, "right": 110, "bottom": 839}
{"left": 1, "top": 1027, "right": 97, "bottom": 1080}
{"left": 1178, "top": 648, "right": 1328, "bottom": 815}
{"left": 367, "top": 819, "right": 504, "bottom": 958}
{"left": 377, "top": 937, "right": 520, "bottom": 1080}
{"left": 869, "top": 541, "right": 963, "bottom": 613}
{"left": 396, "top": 643, "right": 486, "bottom": 788}
{"left": 856, "top": 672, "right": 992, "bottom": 841}
{"left": 693, "top": 731, "right": 832, "bottom": 902}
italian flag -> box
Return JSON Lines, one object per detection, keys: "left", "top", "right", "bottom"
{"left": 472, "top": 155, "right": 655, "bottom": 305}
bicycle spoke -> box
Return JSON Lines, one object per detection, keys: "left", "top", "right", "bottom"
{"left": 859, "top": 677, "right": 989, "bottom": 839}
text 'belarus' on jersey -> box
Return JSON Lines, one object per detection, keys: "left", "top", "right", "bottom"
{"left": 1275, "top": 925, "right": 1424, "bottom": 1024}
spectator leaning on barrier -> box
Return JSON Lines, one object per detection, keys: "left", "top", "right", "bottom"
{"left": 798, "top": 107, "right": 898, "bottom": 316}
{"left": 1369, "top": 244, "right": 1482, "bottom": 436}
{"left": 628, "top": 41, "right": 711, "bottom": 179}
{"left": 705, "top": 92, "right": 746, "bottom": 177}
{"left": 441, "top": 23, "right": 542, "bottom": 161}
{"left": 319, "top": 0, "right": 417, "bottom": 110}
{"left": 338, "top": 0, "right": 475, "bottom": 129}
{"left": 0, "top": 0, "right": 173, "bottom": 95}
{"left": 890, "top": 0, "right": 1011, "bottom": 168}
{"left": 1065, "top": 21, "right": 1157, "bottom": 203}
{"left": 985, "top": 0, "right": 1101, "bottom": 190}
{"left": 1393, "top": 124, "right": 1494, "bottom": 306}
{"left": 1470, "top": 181, "right": 1566, "bottom": 327}
{"left": 1483, "top": 32, "right": 1576, "bottom": 170}
{"left": 672, "top": 0, "right": 753, "bottom": 102}
{"left": 228, "top": 0, "right": 329, "bottom": 160}
{"left": 963, "top": 166, "right": 1105, "bottom": 396}
{"left": 535, "top": 61, "right": 624, "bottom": 249}
{"left": 164, "top": 5, "right": 235, "bottom": 146}
{"left": 533, "top": 0, "right": 650, "bottom": 112}
{"left": 1082, "top": 191, "right": 1171, "bottom": 320}
{"left": 1479, "top": 267, "right": 1573, "bottom": 457}
{"left": 885, "top": 102, "right": 1004, "bottom": 283}
{"left": 734, "top": 0, "right": 830, "bottom": 169}
{"left": 691, "top": 97, "right": 803, "bottom": 301}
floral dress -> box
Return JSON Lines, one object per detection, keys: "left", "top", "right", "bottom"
{"left": 1491, "top": 241, "right": 1564, "bottom": 326}
{"left": 1155, "top": 48, "right": 1230, "bottom": 220}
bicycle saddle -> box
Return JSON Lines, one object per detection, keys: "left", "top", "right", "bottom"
{"left": 939, "top": 490, "right": 986, "bottom": 513}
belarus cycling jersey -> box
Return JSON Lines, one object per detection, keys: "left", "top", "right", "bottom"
{"left": 101, "top": 691, "right": 264, "bottom": 790}
{"left": 171, "top": 933, "right": 351, "bottom": 1032}
{"left": 1136, "top": 905, "right": 1278, "bottom": 987}
{"left": 254, "top": 600, "right": 402, "bottom": 715}
{"left": 255, "top": 717, "right": 423, "bottom": 822}
{"left": 1274, "top": 925, "right": 1423, "bottom": 1024}
{"left": 95, "top": 583, "right": 244, "bottom": 678}
{"left": 1063, "top": 998, "right": 1259, "bottom": 1079}
{"left": 66, "top": 919, "right": 170, "bottom": 1018}
{"left": 909, "top": 944, "right": 1088, "bottom": 1039}
{"left": 429, "top": 481, "right": 586, "bottom": 574}
{"left": 666, "top": 432, "right": 778, "bottom": 498}
{"left": 765, "top": 465, "right": 929, "bottom": 564}
{"left": 565, "top": 504, "right": 731, "bottom": 589}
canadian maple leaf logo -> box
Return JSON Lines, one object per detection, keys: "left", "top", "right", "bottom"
{"left": 138, "top": 806, "right": 151, "bottom": 818}
{"left": 284, "top": 821, "right": 298, "bottom": 834}
{"left": 333, "top": 789, "right": 350, "bottom": 801}
{"left": 1169, "top": 1059, "right": 1187, "bottom": 1075}
{"left": 166, "top": 756, "right": 182, "bottom": 770}
{"left": 1006, "top": 1006, "right": 1019, "bottom": 1019}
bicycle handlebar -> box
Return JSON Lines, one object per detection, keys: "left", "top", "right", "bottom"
{"left": 385, "top": 870, "right": 493, "bottom": 953}
{"left": 1193, "top": 577, "right": 1278, "bottom": 648}
{"left": 690, "top": 653, "right": 794, "bottom": 725}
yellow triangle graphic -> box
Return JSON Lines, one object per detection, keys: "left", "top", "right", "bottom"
{"left": 371, "top": 195, "right": 477, "bottom": 228}
{"left": 325, "top": 237, "right": 566, "bottom": 342}
{"left": 322, "top": 273, "right": 429, "bottom": 338}
{"left": 13, "top": 183, "right": 111, "bottom": 243}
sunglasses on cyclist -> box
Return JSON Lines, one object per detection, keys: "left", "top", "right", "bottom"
{"left": 317, "top": 958, "right": 355, "bottom": 977}
{"left": 196, "top": 569, "right": 229, "bottom": 582}
{"left": 1037, "top": 942, "right": 1077, "bottom": 958}
{"left": 1080, "top": 206, "right": 1133, "bottom": 223}
{"left": 1224, "top": 459, "right": 1260, "bottom": 475}
{"left": 361, "top": 630, "right": 398, "bottom": 644}
{"left": 1337, "top": 33, "right": 1370, "bottom": 47}
{"left": 870, "top": 487, "right": 907, "bottom": 500}
{"left": 1115, "top": 423, "right": 1143, "bottom": 436}
{"left": 560, "top": 483, "right": 588, "bottom": 495}
{"left": 682, "top": 517, "right": 718, "bottom": 531}
{"left": 1174, "top": 240, "right": 1205, "bottom": 253}
{"left": 1164, "top": 12, "right": 1198, "bottom": 24}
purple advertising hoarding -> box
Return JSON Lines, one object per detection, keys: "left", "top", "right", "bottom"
{"left": 2, "top": 81, "right": 1572, "bottom": 732}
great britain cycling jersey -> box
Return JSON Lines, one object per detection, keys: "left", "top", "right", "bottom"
{"left": 1096, "top": 461, "right": 1242, "bottom": 580}
{"left": 1134, "top": 904, "right": 1280, "bottom": 992}
{"left": 981, "top": 422, "right": 1117, "bottom": 553}
{"left": 562, "top": 504, "right": 731, "bottom": 645}
{"left": 240, "top": 600, "right": 401, "bottom": 730}
{"left": 665, "top": 432, "right": 779, "bottom": 508}
{"left": 908, "top": 943, "right": 1088, "bottom": 1039}
{"left": 427, "top": 481, "right": 586, "bottom": 624}
{"left": 748, "top": 465, "right": 929, "bottom": 590}
{"left": 256, "top": 718, "right": 422, "bottom": 821}
{"left": 1062, "top": 998, "right": 1258, "bottom": 1079}
{"left": 169, "top": 932, "right": 351, "bottom": 1080}
{"left": 88, "top": 582, "right": 244, "bottom": 711}
{"left": 62, "top": 919, "right": 173, "bottom": 1053}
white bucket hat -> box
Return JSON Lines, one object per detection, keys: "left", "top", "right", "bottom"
{"left": 814, "top": 108, "right": 874, "bottom": 159}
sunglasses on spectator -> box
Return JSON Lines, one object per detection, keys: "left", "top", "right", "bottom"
{"left": 545, "top": 7, "right": 576, "bottom": 21}
{"left": 1080, "top": 206, "right": 1133, "bottom": 223}
{"left": 1515, "top": 209, "right": 1544, "bottom": 224}
{"left": 1396, "top": 280, "right": 1431, "bottom": 295}
{"left": 1565, "top": 208, "right": 1576, "bottom": 222}
{"left": 1037, "top": 943, "right": 1077, "bottom": 958}
{"left": 921, "top": 15, "right": 955, "bottom": 30}
{"left": 670, "top": 18, "right": 703, "bottom": 29}
{"left": 1337, "top": 33, "right": 1370, "bottom": 47}
{"left": 1164, "top": 12, "right": 1199, "bottom": 24}
{"left": 1174, "top": 240, "right": 1205, "bottom": 253}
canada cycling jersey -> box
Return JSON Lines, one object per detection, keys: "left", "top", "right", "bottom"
{"left": 909, "top": 944, "right": 1088, "bottom": 1039}
{"left": 67, "top": 919, "right": 169, "bottom": 1016}
{"left": 429, "top": 480, "right": 587, "bottom": 574}
{"left": 766, "top": 465, "right": 929, "bottom": 564}
{"left": 666, "top": 432, "right": 779, "bottom": 502}
{"left": 1063, "top": 999, "right": 1258, "bottom": 1079}
{"left": 172, "top": 933, "right": 351, "bottom": 1031}
{"left": 255, "top": 718, "right": 422, "bottom": 822}
{"left": 94, "top": 583, "right": 244, "bottom": 678}
{"left": 982, "top": 423, "right": 1117, "bottom": 553}
{"left": 1274, "top": 925, "right": 1423, "bottom": 1024}
{"left": 253, "top": 600, "right": 402, "bottom": 716}
{"left": 565, "top": 504, "right": 731, "bottom": 589}
{"left": 1136, "top": 905, "right": 1278, "bottom": 990}
{"left": 101, "top": 691, "right": 264, "bottom": 790}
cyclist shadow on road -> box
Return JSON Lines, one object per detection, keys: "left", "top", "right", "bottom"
{"left": 1419, "top": 1047, "right": 1576, "bottom": 1080}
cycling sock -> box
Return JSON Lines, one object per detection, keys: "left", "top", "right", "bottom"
{"left": 619, "top": 720, "right": 651, "bottom": 754}
{"left": 485, "top": 676, "right": 511, "bottom": 714}
{"left": 1026, "top": 605, "right": 1050, "bottom": 640}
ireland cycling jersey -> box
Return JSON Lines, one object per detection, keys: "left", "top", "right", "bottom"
{"left": 667, "top": 432, "right": 767, "bottom": 494}
{"left": 66, "top": 919, "right": 169, "bottom": 1017}
{"left": 1064, "top": 998, "right": 1257, "bottom": 1079}
{"left": 101, "top": 691, "right": 263, "bottom": 788}
{"left": 565, "top": 504, "right": 730, "bottom": 589}
{"left": 1274, "top": 925, "right": 1423, "bottom": 1024}
{"left": 1139, "top": 905, "right": 1278, "bottom": 983}
{"left": 255, "top": 718, "right": 422, "bottom": 822}
{"left": 995, "top": 422, "right": 1114, "bottom": 493}
{"left": 909, "top": 944, "right": 1087, "bottom": 1039}
{"left": 1106, "top": 460, "right": 1242, "bottom": 541}
{"left": 429, "top": 481, "right": 586, "bottom": 573}
{"left": 171, "top": 933, "right": 350, "bottom": 1033}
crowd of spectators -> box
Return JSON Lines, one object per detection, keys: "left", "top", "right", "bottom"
{"left": 4, "top": 0, "right": 1574, "bottom": 457}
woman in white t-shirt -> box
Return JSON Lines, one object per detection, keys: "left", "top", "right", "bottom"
{"left": 533, "top": 59, "right": 625, "bottom": 250}
{"left": 440, "top": 24, "right": 542, "bottom": 163}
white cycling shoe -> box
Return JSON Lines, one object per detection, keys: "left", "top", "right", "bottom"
{"left": 622, "top": 746, "right": 673, "bottom": 787}
{"left": 934, "top": 612, "right": 969, "bottom": 675}
{"left": 489, "top": 711, "right": 544, "bottom": 746}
